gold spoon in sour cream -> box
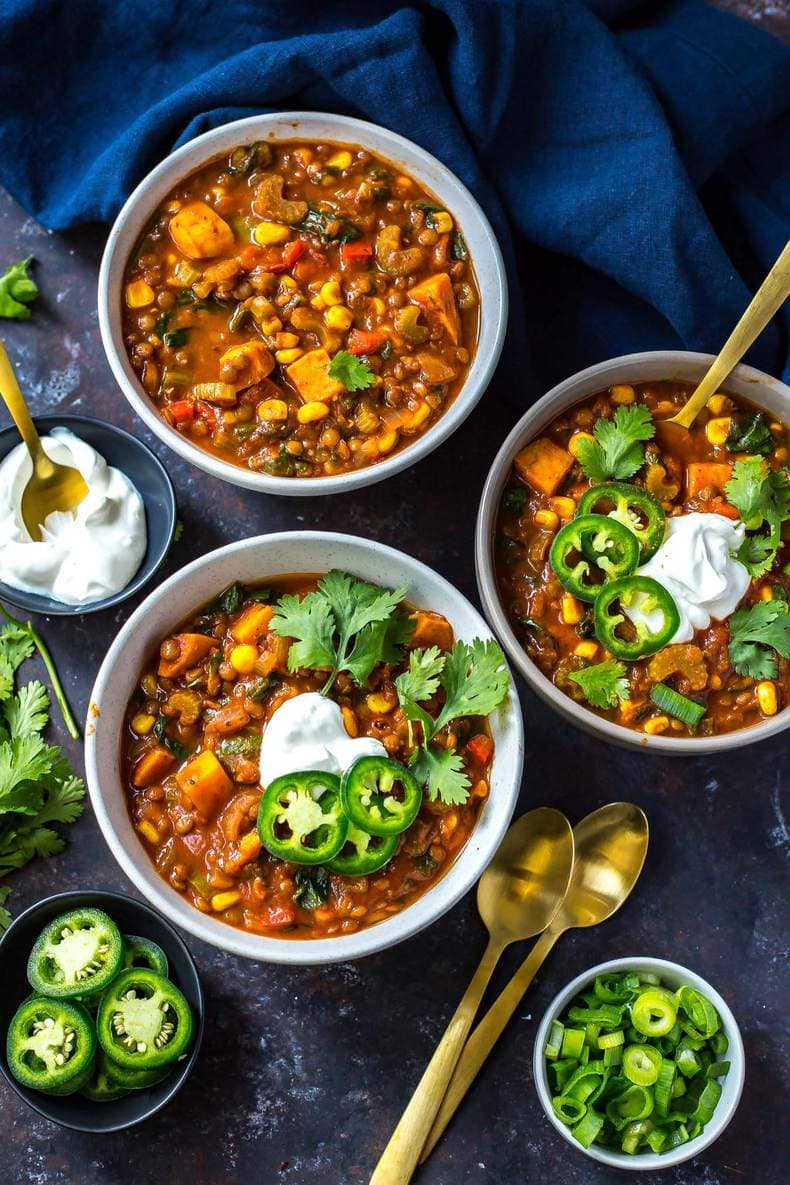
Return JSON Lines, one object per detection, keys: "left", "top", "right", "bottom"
{"left": 0, "top": 340, "right": 88, "bottom": 541}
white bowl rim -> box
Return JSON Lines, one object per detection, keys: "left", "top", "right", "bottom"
{"left": 97, "top": 110, "right": 508, "bottom": 497}
{"left": 532, "top": 955, "right": 746, "bottom": 1171}
{"left": 84, "top": 530, "right": 524, "bottom": 964}
{"left": 476, "top": 349, "right": 790, "bottom": 754}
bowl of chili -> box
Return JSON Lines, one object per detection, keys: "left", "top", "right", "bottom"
{"left": 84, "top": 531, "right": 524, "bottom": 964}
{"left": 476, "top": 351, "right": 790, "bottom": 753}
{"left": 533, "top": 957, "right": 745, "bottom": 1169}
{"left": 98, "top": 112, "right": 507, "bottom": 495}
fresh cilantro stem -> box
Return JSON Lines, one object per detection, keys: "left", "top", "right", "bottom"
{"left": 0, "top": 605, "right": 80, "bottom": 739}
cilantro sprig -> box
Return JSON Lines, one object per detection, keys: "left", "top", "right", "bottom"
{"left": 728, "top": 599, "right": 790, "bottom": 680}
{"left": 725, "top": 458, "right": 789, "bottom": 578}
{"left": 396, "top": 639, "right": 509, "bottom": 805}
{"left": 269, "top": 570, "right": 411, "bottom": 694}
{"left": 328, "top": 350, "right": 375, "bottom": 392}
{"left": 0, "top": 257, "right": 38, "bottom": 321}
{"left": 567, "top": 660, "right": 630, "bottom": 709}
{"left": 575, "top": 404, "right": 655, "bottom": 483}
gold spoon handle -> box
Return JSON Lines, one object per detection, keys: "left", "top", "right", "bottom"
{"left": 369, "top": 936, "right": 505, "bottom": 1185}
{"left": 420, "top": 926, "right": 562, "bottom": 1163}
{"left": 670, "top": 238, "right": 790, "bottom": 428}
{"left": 0, "top": 340, "right": 51, "bottom": 476}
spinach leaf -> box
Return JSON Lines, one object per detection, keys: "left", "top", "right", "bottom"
{"left": 293, "top": 866, "right": 330, "bottom": 910}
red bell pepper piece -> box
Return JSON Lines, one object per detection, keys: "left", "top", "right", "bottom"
{"left": 237, "top": 243, "right": 266, "bottom": 271}
{"left": 347, "top": 328, "right": 386, "bottom": 356}
{"left": 269, "top": 239, "right": 307, "bottom": 273}
{"left": 466, "top": 734, "right": 493, "bottom": 767}
{"left": 168, "top": 399, "right": 195, "bottom": 424}
{"left": 341, "top": 240, "right": 373, "bottom": 265}
{"left": 265, "top": 904, "right": 296, "bottom": 929}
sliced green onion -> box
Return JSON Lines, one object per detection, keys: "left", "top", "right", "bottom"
{"left": 552, "top": 1095, "right": 587, "bottom": 1125}
{"left": 672, "top": 1076, "right": 687, "bottom": 1099}
{"left": 545, "top": 1019, "right": 564, "bottom": 1059}
{"left": 646, "top": 1128, "right": 668, "bottom": 1154}
{"left": 654, "top": 1059, "right": 676, "bottom": 1117}
{"left": 585, "top": 1022, "right": 601, "bottom": 1046}
{"left": 550, "top": 1058, "right": 576, "bottom": 1092}
{"left": 607, "top": 1084, "right": 654, "bottom": 1123}
{"left": 594, "top": 973, "right": 640, "bottom": 1003}
{"left": 676, "top": 1046, "right": 702, "bottom": 1078}
{"left": 622, "top": 1043, "right": 662, "bottom": 1086}
{"left": 622, "top": 1118, "right": 653, "bottom": 1155}
{"left": 706, "top": 1060, "right": 731, "bottom": 1079}
{"left": 689, "top": 1079, "right": 722, "bottom": 1124}
{"left": 711, "top": 1030, "right": 729, "bottom": 1056}
{"left": 677, "top": 986, "right": 720, "bottom": 1039}
{"left": 560, "top": 1027, "right": 585, "bottom": 1060}
{"left": 572, "top": 1109, "right": 605, "bottom": 1149}
{"left": 603, "top": 1045, "right": 623, "bottom": 1068}
{"left": 598, "top": 1029, "right": 625, "bottom": 1050}
{"left": 567, "top": 1004, "right": 625, "bottom": 1027}
{"left": 650, "top": 682, "right": 706, "bottom": 727}
{"left": 631, "top": 988, "right": 678, "bottom": 1037}
{"left": 666, "top": 1123, "right": 690, "bottom": 1149}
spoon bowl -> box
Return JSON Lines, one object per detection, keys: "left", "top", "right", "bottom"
{"left": 550, "top": 802, "right": 649, "bottom": 932}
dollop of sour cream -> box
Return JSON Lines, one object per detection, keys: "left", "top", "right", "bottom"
{"left": 0, "top": 428, "right": 147, "bottom": 606}
{"left": 259, "top": 691, "right": 387, "bottom": 787}
{"left": 625, "top": 512, "right": 750, "bottom": 644}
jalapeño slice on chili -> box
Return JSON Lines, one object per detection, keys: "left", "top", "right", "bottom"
{"left": 27, "top": 907, "right": 124, "bottom": 999}
{"left": 122, "top": 934, "right": 169, "bottom": 978}
{"left": 341, "top": 756, "right": 422, "bottom": 837}
{"left": 327, "top": 825, "right": 399, "bottom": 876}
{"left": 96, "top": 968, "right": 194, "bottom": 1071}
{"left": 550, "top": 514, "right": 640, "bottom": 603}
{"left": 7, "top": 996, "right": 96, "bottom": 1095}
{"left": 258, "top": 770, "right": 348, "bottom": 865}
{"left": 577, "top": 482, "right": 666, "bottom": 562}
{"left": 594, "top": 576, "right": 680, "bottom": 660}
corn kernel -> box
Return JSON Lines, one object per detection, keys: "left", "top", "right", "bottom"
{"left": 756, "top": 681, "right": 778, "bottom": 716}
{"left": 275, "top": 347, "right": 304, "bottom": 365}
{"left": 297, "top": 401, "right": 330, "bottom": 424}
{"left": 229, "top": 644, "right": 259, "bottom": 674}
{"left": 568, "top": 431, "right": 595, "bottom": 460}
{"left": 377, "top": 429, "right": 399, "bottom": 454}
{"left": 759, "top": 586, "right": 774, "bottom": 601}
{"left": 319, "top": 280, "right": 343, "bottom": 306}
{"left": 131, "top": 713, "right": 157, "bottom": 736}
{"left": 551, "top": 496, "right": 576, "bottom": 521}
{"left": 257, "top": 398, "right": 289, "bottom": 422}
{"left": 261, "top": 315, "right": 283, "bottom": 335}
{"left": 709, "top": 674, "right": 722, "bottom": 690}
{"left": 370, "top": 297, "right": 386, "bottom": 317}
{"left": 278, "top": 274, "right": 297, "bottom": 291}
{"left": 326, "top": 149, "right": 353, "bottom": 170}
{"left": 644, "top": 715, "right": 670, "bottom": 735}
{"left": 432, "top": 211, "right": 454, "bottom": 235}
{"left": 707, "top": 394, "right": 730, "bottom": 415}
{"left": 341, "top": 705, "right": 359, "bottom": 737}
{"left": 274, "top": 332, "right": 300, "bottom": 349}
{"left": 252, "top": 221, "right": 291, "bottom": 246}
{"left": 309, "top": 294, "right": 326, "bottom": 311}
{"left": 705, "top": 416, "right": 731, "bottom": 445}
{"left": 126, "top": 279, "right": 155, "bottom": 308}
{"left": 137, "top": 820, "right": 160, "bottom": 845}
{"left": 325, "top": 305, "right": 354, "bottom": 331}
{"left": 141, "top": 673, "right": 158, "bottom": 698}
{"left": 395, "top": 175, "right": 414, "bottom": 192}
{"left": 574, "top": 641, "right": 599, "bottom": 660}
{"left": 366, "top": 692, "right": 394, "bottom": 715}
{"left": 407, "top": 402, "right": 431, "bottom": 429}
{"left": 535, "top": 509, "right": 560, "bottom": 530}
{"left": 561, "top": 594, "right": 584, "bottom": 625}
{"left": 610, "top": 384, "right": 635, "bottom": 404}
{"left": 211, "top": 890, "right": 242, "bottom": 912}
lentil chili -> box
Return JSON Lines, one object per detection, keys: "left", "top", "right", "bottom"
{"left": 122, "top": 139, "right": 479, "bottom": 478}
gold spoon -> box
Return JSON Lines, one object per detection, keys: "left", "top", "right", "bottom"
{"left": 420, "top": 801, "right": 648, "bottom": 1162}
{"left": 668, "top": 238, "right": 790, "bottom": 428}
{"left": 369, "top": 807, "right": 575, "bottom": 1185}
{"left": 0, "top": 340, "right": 88, "bottom": 541}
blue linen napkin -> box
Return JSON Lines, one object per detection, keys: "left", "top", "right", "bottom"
{"left": 0, "top": 0, "right": 788, "bottom": 391}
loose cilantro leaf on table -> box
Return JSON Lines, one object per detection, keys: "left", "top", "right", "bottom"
{"left": 328, "top": 350, "right": 375, "bottom": 392}
{"left": 0, "top": 257, "right": 38, "bottom": 320}
{"left": 567, "top": 660, "right": 630, "bottom": 709}
{"left": 728, "top": 600, "right": 790, "bottom": 680}
{"left": 726, "top": 458, "right": 789, "bottom": 578}
{"left": 575, "top": 404, "right": 655, "bottom": 483}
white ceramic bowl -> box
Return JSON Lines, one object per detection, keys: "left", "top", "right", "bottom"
{"left": 533, "top": 956, "right": 745, "bottom": 1171}
{"left": 84, "top": 532, "right": 524, "bottom": 964}
{"left": 476, "top": 350, "right": 790, "bottom": 754}
{"left": 98, "top": 112, "right": 508, "bottom": 496}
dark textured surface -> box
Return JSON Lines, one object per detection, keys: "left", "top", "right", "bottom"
{"left": 1, "top": 7, "right": 789, "bottom": 1181}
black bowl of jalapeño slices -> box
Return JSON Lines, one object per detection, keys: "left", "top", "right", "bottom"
{"left": 0, "top": 890, "right": 203, "bottom": 1131}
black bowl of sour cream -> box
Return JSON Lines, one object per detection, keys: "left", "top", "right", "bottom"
{"left": 0, "top": 414, "right": 175, "bottom": 616}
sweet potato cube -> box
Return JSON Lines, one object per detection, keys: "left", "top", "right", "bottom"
{"left": 169, "top": 202, "right": 235, "bottom": 259}
{"left": 219, "top": 340, "right": 275, "bottom": 391}
{"left": 686, "top": 462, "right": 733, "bottom": 499}
{"left": 176, "top": 750, "right": 233, "bottom": 818}
{"left": 132, "top": 746, "right": 176, "bottom": 789}
{"left": 408, "top": 610, "right": 454, "bottom": 652}
{"left": 158, "top": 633, "right": 217, "bottom": 680}
{"left": 514, "top": 438, "right": 573, "bottom": 496}
{"left": 408, "top": 273, "right": 461, "bottom": 344}
{"left": 286, "top": 348, "right": 345, "bottom": 403}
{"left": 232, "top": 602, "right": 275, "bottom": 644}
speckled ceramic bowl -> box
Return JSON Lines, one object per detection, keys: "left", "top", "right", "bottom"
{"left": 98, "top": 111, "right": 507, "bottom": 497}
{"left": 533, "top": 956, "right": 745, "bottom": 1170}
{"left": 85, "top": 532, "right": 524, "bottom": 965}
{"left": 476, "top": 350, "right": 790, "bottom": 755}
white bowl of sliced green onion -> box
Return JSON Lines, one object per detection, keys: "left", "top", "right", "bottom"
{"left": 533, "top": 957, "right": 744, "bottom": 1170}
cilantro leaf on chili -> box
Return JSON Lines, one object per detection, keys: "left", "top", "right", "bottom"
{"left": 728, "top": 599, "right": 790, "bottom": 680}
{"left": 328, "top": 350, "right": 375, "bottom": 392}
{"left": 567, "top": 660, "right": 630, "bottom": 709}
{"left": 726, "top": 458, "right": 789, "bottom": 578}
{"left": 433, "top": 639, "right": 510, "bottom": 734}
{"left": 725, "top": 410, "right": 774, "bottom": 456}
{"left": 0, "top": 257, "right": 38, "bottom": 320}
{"left": 395, "top": 647, "right": 445, "bottom": 706}
{"left": 575, "top": 404, "right": 655, "bottom": 483}
{"left": 411, "top": 745, "right": 471, "bottom": 807}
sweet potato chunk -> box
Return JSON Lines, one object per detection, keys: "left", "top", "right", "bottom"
{"left": 169, "top": 202, "right": 235, "bottom": 259}
{"left": 158, "top": 633, "right": 217, "bottom": 680}
{"left": 176, "top": 750, "right": 233, "bottom": 818}
{"left": 514, "top": 438, "right": 573, "bottom": 496}
{"left": 286, "top": 348, "right": 344, "bottom": 403}
{"left": 132, "top": 746, "right": 176, "bottom": 789}
{"left": 408, "top": 273, "right": 460, "bottom": 344}
{"left": 408, "top": 610, "right": 454, "bottom": 651}
{"left": 232, "top": 603, "right": 275, "bottom": 644}
{"left": 686, "top": 462, "right": 733, "bottom": 499}
{"left": 219, "top": 341, "right": 275, "bottom": 391}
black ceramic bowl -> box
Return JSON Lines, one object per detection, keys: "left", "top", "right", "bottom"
{"left": 0, "top": 889, "right": 203, "bottom": 1132}
{"left": 0, "top": 414, "right": 176, "bottom": 616}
